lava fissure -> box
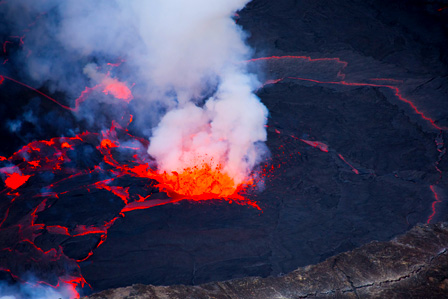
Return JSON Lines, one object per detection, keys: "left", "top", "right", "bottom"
{"left": 0, "top": 117, "right": 264, "bottom": 295}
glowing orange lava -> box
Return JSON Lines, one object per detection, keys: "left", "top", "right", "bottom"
{"left": 129, "top": 162, "right": 260, "bottom": 209}
{"left": 4, "top": 172, "right": 31, "bottom": 189}
{"left": 103, "top": 81, "right": 133, "bottom": 102}
{"left": 0, "top": 120, "right": 263, "bottom": 297}
{"left": 61, "top": 142, "right": 72, "bottom": 149}
{"left": 100, "top": 139, "right": 118, "bottom": 149}
{"left": 155, "top": 164, "right": 240, "bottom": 198}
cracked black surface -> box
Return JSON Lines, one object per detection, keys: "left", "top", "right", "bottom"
{"left": 85, "top": 223, "right": 448, "bottom": 298}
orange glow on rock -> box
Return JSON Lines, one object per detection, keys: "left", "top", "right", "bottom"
{"left": 5, "top": 172, "right": 31, "bottom": 189}
{"left": 103, "top": 81, "right": 133, "bottom": 102}
{"left": 100, "top": 139, "right": 118, "bottom": 149}
{"left": 130, "top": 164, "right": 149, "bottom": 176}
{"left": 28, "top": 160, "right": 40, "bottom": 167}
{"left": 61, "top": 142, "right": 72, "bottom": 149}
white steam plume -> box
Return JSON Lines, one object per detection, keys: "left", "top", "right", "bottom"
{"left": 0, "top": 278, "right": 77, "bottom": 299}
{"left": 144, "top": 0, "right": 268, "bottom": 183}
{"left": 2, "top": 0, "right": 268, "bottom": 185}
{"left": 149, "top": 71, "right": 268, "bottom": 183}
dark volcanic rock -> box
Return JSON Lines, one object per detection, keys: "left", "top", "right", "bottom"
{"left": 85, "top": 223, "right": 448, "bottom": 298}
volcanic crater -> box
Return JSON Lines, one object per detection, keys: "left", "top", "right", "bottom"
{"left": 0, "top": 0, "right": 447, "bottom": 298}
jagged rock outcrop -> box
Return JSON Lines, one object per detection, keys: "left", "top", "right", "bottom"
{"left": 85, "top": 223, "right": 448, "bottom": 298}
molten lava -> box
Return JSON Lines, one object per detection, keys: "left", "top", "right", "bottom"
{"left": 154, "top": 164, "right": 245, "bottom": 198}
{"left": 102, "top": 81, "right": 133, "bottom": 102}
{"left": 0, "top": 118, "right": 262, "bottom": 296}
{"left": 100, "top": 138, "right": 118, "bottom": 149}
{"left": 4, "top": 172, "right": 31, "bottom": 189}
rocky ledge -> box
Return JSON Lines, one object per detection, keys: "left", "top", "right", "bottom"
{"left": 85, "top": 223, "right": 448, "bottom": 298}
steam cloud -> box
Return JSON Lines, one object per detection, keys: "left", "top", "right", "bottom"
{"left": 2, "top": 0, "right": 268, "bottom": 186}
{"left": 0, "top": 276, "right": 77, "bottom": 299}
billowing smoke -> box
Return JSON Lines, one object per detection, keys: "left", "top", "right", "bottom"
{"left": 144, "top": 1, "right": 269, "bottom": 184}
{"left": 149, "top": 72, "right": 268, "bottom": 184}
{"left": 1, "top": 0, "right": 268, "bottom": 185}
{"left": 0, "top": 278, "right": 77, "bottom": 299}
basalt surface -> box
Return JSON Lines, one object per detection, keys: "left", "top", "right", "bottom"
{"left": 85, "top": 223, "right": 448, "bottom": 298}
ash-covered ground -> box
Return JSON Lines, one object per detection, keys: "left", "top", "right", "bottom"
{"left": 0, "top": 0, "right": 447, "bottom": 297}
